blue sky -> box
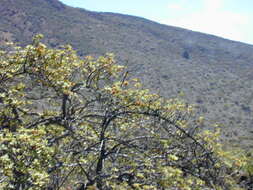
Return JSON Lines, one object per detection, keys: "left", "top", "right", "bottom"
{"left": 60, "top": 0, "right": 253, "bottom": 44}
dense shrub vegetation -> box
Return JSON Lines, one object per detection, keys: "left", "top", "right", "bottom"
{"left": 0, "top": 35, "right": 252, "bottom": 190}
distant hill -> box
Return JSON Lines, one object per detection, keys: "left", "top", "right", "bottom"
{"left": 1, "top": 0, "right": 253, "bottom": 148}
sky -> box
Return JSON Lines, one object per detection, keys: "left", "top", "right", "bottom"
{"left": 60, "top": 0, "right": 253, "bottom": 44}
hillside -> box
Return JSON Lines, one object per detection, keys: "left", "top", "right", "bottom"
{"left": 1, "top": 0, "right": 253, "bottom": 147}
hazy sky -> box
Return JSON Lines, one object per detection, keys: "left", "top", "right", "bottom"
{"left": 60, "top": 0, "right": 253, "bottom": 44}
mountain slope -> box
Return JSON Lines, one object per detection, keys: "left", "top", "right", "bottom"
{"left": 1, "top": 0, "right": 253, "bottom": 147}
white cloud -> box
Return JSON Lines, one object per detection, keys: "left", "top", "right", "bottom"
{"left": 163, "top": 0, "right": 252, "bottom": 44}
{"left": 204, "top": 0, "right": 224, "bottom": 11}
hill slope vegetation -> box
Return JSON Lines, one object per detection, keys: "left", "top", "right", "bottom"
{"left": 1, "top": 0, "right": 253, "bottom": 147}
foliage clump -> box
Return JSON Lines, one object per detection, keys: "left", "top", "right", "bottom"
{"left": 0, "top": 35, "right": 250, "bottom": 189}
